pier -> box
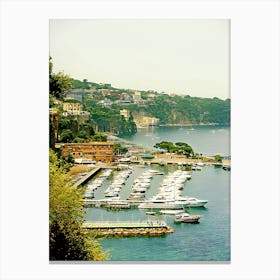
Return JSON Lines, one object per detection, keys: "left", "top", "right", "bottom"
{"left": 73, "top": 167, "right": 102, "bottom": 187}
{"left": 83, "top": 199, "right": 142, "bottom": 207}
{"left": 82, "top": 221, "right": 174, "bottom": 237}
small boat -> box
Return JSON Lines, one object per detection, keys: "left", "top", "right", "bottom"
{"left": 146, "top": 211, "right": 156, "bottom": 215}
{"left": 174, "top": 213, "right": 202, "bottom": 223}
{"left": 192, "top": 165, "right": 202, "bottom": 171}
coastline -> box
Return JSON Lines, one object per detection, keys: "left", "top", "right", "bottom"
{"left": 158, "top": 123, "right": 229, "bottom": 127}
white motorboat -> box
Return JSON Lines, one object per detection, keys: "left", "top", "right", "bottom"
{"left": 175, "top": 196, "right": 208, "bottom": 207}
{"left": 159, "top": 209, "right": 185, "bottom": 215}
{"left": 174, "top": 213, "right": 202, "bottom": 223}
{"left": 138, "top": 199, "right": 184, "bottom": 210}
{"left": 192, "top": 165, "right": 202, "bottom": 171}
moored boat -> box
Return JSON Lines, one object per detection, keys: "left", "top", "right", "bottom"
{"left": 175, "top": 196, "right": 208, "bottom": 208}
{"left": 138, "top": 199, "right": 184, "bottom": 210}
{"left": 145, "top": 211, "right": 156, "bottom": 215}
{"left": 174, "top": 213, "right": 202, "bottom": 223}
{"left": 160, "top": 209, "right": 185, "bottom": 215}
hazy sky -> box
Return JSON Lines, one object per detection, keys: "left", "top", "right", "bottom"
{"left": 50, "top": 19, "right": 230, "bottom": 99}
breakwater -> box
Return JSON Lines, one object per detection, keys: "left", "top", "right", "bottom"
{"left": 83, "top": 221, "right": 174, "bottom": 237}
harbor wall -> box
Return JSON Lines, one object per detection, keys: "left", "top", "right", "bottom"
{"left": 85, "top": 226, "right": 174, "bottom": 237}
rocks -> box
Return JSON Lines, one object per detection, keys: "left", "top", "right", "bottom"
{"left": 89, "top": 226, "right": 174, "bottom": 237}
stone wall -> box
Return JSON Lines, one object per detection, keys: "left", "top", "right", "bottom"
{"left": 87, "top": 226, "right": 174, "bottom": 237}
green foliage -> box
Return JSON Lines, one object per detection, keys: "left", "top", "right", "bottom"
{"left": 214, "top": 154, "right": 223, "bottom": 162}
{"left": 49, "top": 149, "right": 109, "bottom": 260}
{"left": 92, "top": 133, "right": 107, "bottom": 142}
{"left": 49, "top": 57, "right": 72, "bottom": 99}
{"left": 58, "top": 116, "right": 98, "bottom": 143}
{"left": 114, "top": 143, "right": 128, "bottom": 155}
{"left": 154, "top": 141, "right": 194, "bottom": 158}
{"left": 60, "top": 129, "right": 74, "bottom": 143}
{"left": 83, "top": 100, "right": 137, "bottom": 136}
{"left": 65, "top": 153, "right": 74, "bottom": 164}
{"left": 142, "top": 95, "right": 230, "bottom": 125}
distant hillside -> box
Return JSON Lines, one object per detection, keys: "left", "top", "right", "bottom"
{"left": 72, "top": 78, "right": 230, "bottom": 126}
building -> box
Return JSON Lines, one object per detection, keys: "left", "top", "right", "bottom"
{"left": 59, "top": 142, "right": 115, "bottom": 162}
{"left": 67, "top": 89, "right": 85, "bottom": 102}
{"left": 99, "top": 98, "right": 113, "bottom": 107}
{"left": 147, "top": 93, "right": 155, "bottom": 99}
{"left": 134, "top": 116, "right": 159, "bottom": 127}
{"left": 117, "top": 100, "right": 133, "bottom": 106}
{"left": 133, "top": 91, "right": 142, "bottom": 103}
{"left": 120, "top": 109, "right": 130, "bottom": 120}
{"left": 63, "top": 100, "right": 83, "bottom": 115}
{"left": 143, "top": 116, "right": 159, "bottom": 126}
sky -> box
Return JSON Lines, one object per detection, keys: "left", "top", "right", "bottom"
{"left": 49, "top": 19, "right": 230, "bottom": 99}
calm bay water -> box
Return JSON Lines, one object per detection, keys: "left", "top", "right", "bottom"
{"left": 85, "top": 126, "right": 230, "bottom": 261}
{"left": 122, "top": 125, "right": 230, "bottom": 156}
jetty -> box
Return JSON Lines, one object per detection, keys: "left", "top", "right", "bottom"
{"left": 73, "top": 167, "right": 101, "bottom": 187}
{"left": 83, "top": 199, "right": 143, "bottom": 208}
{"left": 82, "top": 221, "right": 174, "bottom": 237}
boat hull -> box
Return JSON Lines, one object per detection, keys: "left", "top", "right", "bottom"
{"left": 174, "top": 215, "right": 201, "bottom": 223}
{"left": 138, "top": 203, "right": 184, "bottom": 210}
{"left": 182, "top": 201, "right": 208, "bottom": 208}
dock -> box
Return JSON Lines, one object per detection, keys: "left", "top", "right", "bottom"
{"left": 82, "top": 221, "right": 174, "bottom": 237}
{"left": 83, "top": 199, "right": 142, "bottom": 207}
{"left": 83, "top": 221, "right": 167, "bottom": 228}
{"left": 73, "top": 167, "right": 101, "bottom": 187}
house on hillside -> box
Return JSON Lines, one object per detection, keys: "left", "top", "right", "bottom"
{"left": 120, "top": 109, "right": 130, "bottom": 121}
{"left": 63, "top": 100, "right": 83, "bottom": 115}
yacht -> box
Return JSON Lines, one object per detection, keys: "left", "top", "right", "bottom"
{"left": 175, "top": 196, "right": 208, "bottom": 207}
{"left": 138, "top": 198, "right": 184, "bottom": 210}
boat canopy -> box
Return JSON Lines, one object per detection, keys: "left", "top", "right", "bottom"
{"left": 141, "top": 154, "right": 155, "bottom": 159}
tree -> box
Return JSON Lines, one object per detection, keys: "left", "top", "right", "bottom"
{"left": 60, "top": 129, "right": 74, "bottom": 142}
{"left": 154, "top": 141, "right": 175, "bottom": 153}
{"left": 49, "top": 116, "right": 56, "bottom": 149}
{"left": 114, "top": 143, "right": 128, "bottom": 155}
{"left": 49, "top": 57, "right": 72, "bottom": 99}
{"left": 92, "top": 133, "right": 107, "bottom": 142}
{"left": 154, "top": 141, "right": 194, "bottom": 157}
{"left": 49, "top": 149, "right": 108, "bottom": 260}
{"left": 214, "top": 154, "right": 223, "bottom": 162}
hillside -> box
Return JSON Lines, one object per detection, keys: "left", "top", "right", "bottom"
{"left": 72, "top": 78, "right": 230, "bottom": 126}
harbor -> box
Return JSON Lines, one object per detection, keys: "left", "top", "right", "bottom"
{"left": 78, "top": 126, "right": 230, "bottom": 261}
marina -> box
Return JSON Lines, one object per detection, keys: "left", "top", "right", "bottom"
{"left": 84, "top": 155, "right": 230, "bottom": 260}
{"left": 80, "top": 126, "right": 230, "bottom": 261}
{"left": 82, "top": 167, "right": 208, "bottom": 211}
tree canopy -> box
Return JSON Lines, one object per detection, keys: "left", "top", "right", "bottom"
{"left": 49, "top": 57, "right": 72, "bottom": 99}
{"left": 154, "top": 141, "right": 194, "bottom": 157}
{"left": 49, "top": 149, "right": 108, "bottom": 260}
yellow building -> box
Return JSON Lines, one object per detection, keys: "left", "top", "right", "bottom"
{"left": 63, "top": 101, "right": 83, "bottom": 115}
{"left": 143, "top": 116, "right": 159, "bottom": 126}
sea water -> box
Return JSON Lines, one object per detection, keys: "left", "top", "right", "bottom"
{"left": 121, "top": 125, "right": 230, "bottom": 156}
{"left": 84, "top": 126, "right": 230, "bottom": 261}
